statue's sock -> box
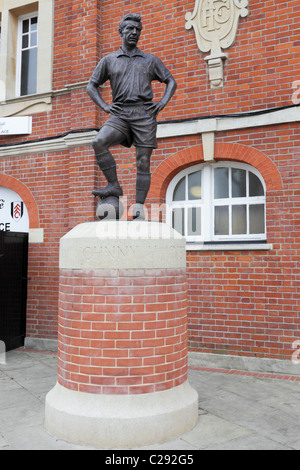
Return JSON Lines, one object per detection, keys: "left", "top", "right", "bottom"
{"left": 95, "top": 151, "right": 119, "bottom": 186}
{"left": 136, "top": 171, "right": 151, "bottom": 204}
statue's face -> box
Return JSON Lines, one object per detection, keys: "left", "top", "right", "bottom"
{"left": 121, "top": 20, "right": 142, "bottom": 48}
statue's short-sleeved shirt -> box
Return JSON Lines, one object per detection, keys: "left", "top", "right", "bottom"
{"left": 90, "top": 47, "right": 172, "bottom": 105}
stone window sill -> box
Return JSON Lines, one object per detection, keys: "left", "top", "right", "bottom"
{"left": 0, "top": 92, "right": 52, "bottom": 117}
{"left": 186, "top": 242, "right": 273, "bottom": 251}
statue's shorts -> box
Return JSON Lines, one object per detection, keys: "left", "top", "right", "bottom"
{"left": 102, "top": 104, "right": 158, "bottom": 149}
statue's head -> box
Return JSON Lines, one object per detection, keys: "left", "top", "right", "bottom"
{"left": 119, "top": 13, "right": 142, "bottom": 35}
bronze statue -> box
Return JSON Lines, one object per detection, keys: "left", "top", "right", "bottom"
{"left": 87, "top": 13, "right": 177, "bottom": 219}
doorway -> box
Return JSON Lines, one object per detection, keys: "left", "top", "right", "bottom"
{"left": 0, "top": 231, "right": 28, "bottom": 351}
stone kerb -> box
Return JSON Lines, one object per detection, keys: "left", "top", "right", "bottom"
{"left": 45, "top": 221, "right": 198, "bottom": 448}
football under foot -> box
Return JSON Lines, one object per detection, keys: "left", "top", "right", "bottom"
{"left": 132, "top": 203, "right": 146, "bottom": 221}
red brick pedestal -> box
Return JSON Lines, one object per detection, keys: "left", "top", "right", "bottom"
{"left": 45, "top": 221, "right": 198, "bottom": 448}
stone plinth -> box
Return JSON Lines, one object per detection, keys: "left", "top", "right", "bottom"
{"left": 45, "top": 221, "right": 198, "bottom": 448}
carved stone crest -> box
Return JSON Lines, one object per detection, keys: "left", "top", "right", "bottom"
{"left": 185, "top": 0, "right": 249, "bottom": 88}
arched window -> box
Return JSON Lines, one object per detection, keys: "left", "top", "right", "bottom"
{"left": 166, "top": 162, "right": 266, "bottom": 243}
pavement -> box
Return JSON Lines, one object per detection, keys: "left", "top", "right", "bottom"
{"left": 0, "top": 348, "right": 300, "bottom": 451}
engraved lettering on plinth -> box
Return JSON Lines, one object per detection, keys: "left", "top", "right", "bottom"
{"left": 185, "top": 0, "right": 249, "bottom": 88}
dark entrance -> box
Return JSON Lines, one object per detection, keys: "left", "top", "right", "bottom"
{"left": 0, "top": 231, "right": 28, "bottom": 351}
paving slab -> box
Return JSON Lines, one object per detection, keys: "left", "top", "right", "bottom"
{"left": 0, "top": 349, "right": 299, "bottom": 451}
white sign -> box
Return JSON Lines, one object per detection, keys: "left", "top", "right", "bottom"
{"left": 0, "top": 186, "right": 29, "bottom": 233}
{"left": 0, "top": 117, "right": 32, "bottom": 135}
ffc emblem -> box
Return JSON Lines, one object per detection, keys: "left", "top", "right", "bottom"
{"left": 11, "top": 201, "right": 24, "bottom": 222}
{"left": 185, "top": 0, "right": 249, "bottom": 88}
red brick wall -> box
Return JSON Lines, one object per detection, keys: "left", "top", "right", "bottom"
{"left": 0, "top": 0, "right": 298, "bottom": 359}
{"left": 98, "top": 0, "right": 299, "bottom": 121}
{"left": 148, "top": 132, "right": 299, "bottom": 360}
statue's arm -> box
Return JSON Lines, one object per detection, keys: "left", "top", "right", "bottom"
{"left": 160, "top": 75, "right": 177, "bottom": 109}
{"left": 146, "top": 75, "right": 177, "bottom": 116}
{"left": 86, "top": 80, "right": 111, "bottom": 114}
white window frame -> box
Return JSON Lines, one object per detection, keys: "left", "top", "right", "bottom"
{"left": 0, "top": 0, "right": 54, "bottom": 116}
{"left": 16, "top": 11, "right": 39, "bottom": 98}
{"left": 166, "top": 162, "right": 267, "bottom": 244}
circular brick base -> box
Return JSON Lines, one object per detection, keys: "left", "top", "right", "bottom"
{"left": 45, "top": 221, "right": 198, "bottom": 447}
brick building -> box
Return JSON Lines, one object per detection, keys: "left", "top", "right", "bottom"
{"left": 0, "top": 0, "right": 299, "bottom": 365}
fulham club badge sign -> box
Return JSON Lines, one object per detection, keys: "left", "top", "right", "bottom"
{"left": 0, "top": 188, "right": 28, "bottom": 232}
{"left": 11, "top": 201, "right": 24, "bottom": 222}
{"left": 0, "top": 187, "right": 29, "bottom": 232}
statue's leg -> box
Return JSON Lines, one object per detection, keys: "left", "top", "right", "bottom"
{"left": 135, "top": 147, "right": 153, "bottom": 203}
{"left": 92, "top": 126, "right": 125, "bottom": 198}
{"left": 133, "top": 147, "right": 153, "bottom": 219}
{"left": 92, "top": 150, "right": 123, "bottom": 198}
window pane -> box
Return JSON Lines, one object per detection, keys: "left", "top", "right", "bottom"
{"left": 188, "top": 170, "right": 202, "bottom": 200}
{"left": 232, "top": 205, "right": 247, "bottom": 234}
{"left": 232, "top": 168, "right": 246, "bottom": 198}
{"left": 22, "top": 34, "right": 29, "bottom": 49}
{"left": 173, "top": 177, "right": 185, "bottom": 201}
{"left": 21, "top": 48, "right": 37, "bottom": 95}
{"left": 188, "top": 207, "right": 201, "bottom": 236}
{"left": 215, "top": 206, "right": 229, "bottom": 235}
{"left": 250, "top": 204, "right": 265, "bottom": 234}
{"left": 172, "top": 208, "right": 185, "bottom": 236}
{"left": 30, "top": 17, "right": 38, "bottom": 30}
{"left": 30, "top": 31, "right": 37, "bottom": 47}
{"left": 249, "top": 172, "right": 264, "bottom": 197}
{"left": 22, "top": 19, "right": 29, "bottom": 34}
{"left": 214, "top": 168, "right": 229, "bottom": 199}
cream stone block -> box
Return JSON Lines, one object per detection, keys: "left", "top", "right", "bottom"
{"left": 36, "top": 0, "right": 54, "bottom": 95}
{"left": 202, "top": 131, "right": 215, "bottom": 162}
{"left": 59, "top": 221, "right": 186, "bottom": 270}
{"left": 29, "top": 228, "right": 44, "bottom": 243}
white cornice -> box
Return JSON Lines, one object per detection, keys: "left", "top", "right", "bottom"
{"left": 157, "top": 106, "right": 300, "bottom": 138}
{"left": 0, "top": 106, "right": 299, "bottom": 158}
{"left": 0, "top": 131, "right": 98, "bottom": 157}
